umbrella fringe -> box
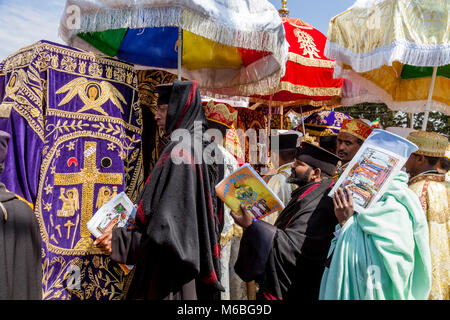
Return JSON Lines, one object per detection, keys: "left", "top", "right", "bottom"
{"left": 325, "top": 40, "right": 450, "bottom": 74}
{"left": 59, "top": 5, "right": 289, "bottom": 96}
{"left": 61, "top": 6, "right": 286, "bottom": 58}
{"left": 336, "top": 63, "right": 449, "bottom": 115}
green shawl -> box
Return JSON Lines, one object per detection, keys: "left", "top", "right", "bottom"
{"left": 319, "top": 172, "right": 431, "bottom": 300}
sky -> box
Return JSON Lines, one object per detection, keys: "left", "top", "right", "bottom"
{"left": 0, "top": 0, "right": 355, "bottom": 60}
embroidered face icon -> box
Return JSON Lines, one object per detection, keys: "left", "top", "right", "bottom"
{"left": 86, "top": 84, "right": 100, "bottom": 101}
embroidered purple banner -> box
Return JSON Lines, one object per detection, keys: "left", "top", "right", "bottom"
{"left": 0, "top": 40, "right": 144, "bottom": 300}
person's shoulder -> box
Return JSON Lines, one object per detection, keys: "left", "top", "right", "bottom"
{"left": 409, "top": 172, "right": 446, "bottom": 187}
{"left": 7, "top": 196, "right": 34, "bottom": 212}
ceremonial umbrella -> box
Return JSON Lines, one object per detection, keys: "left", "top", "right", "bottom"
{"left": 248, "top": 15, "right": 344, "bottom": 130}
{"left": 325, "top": 0, "right": 450, "bottom": 130}
{"left": 250, "top": 17, "right": 343, "bottom": 109}
{"left": 58, "top": 0, "right": 289, "bottom": 97}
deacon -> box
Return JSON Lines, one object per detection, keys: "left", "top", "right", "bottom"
{"left": 334, "top": 119, "right": 373, "bottom": 180}
{"left": 405, "top": 131, "right": 449, "bottom": 300}
{"left": 231, "top": 142, "right": 341, "bottom": 300}
{"left": 95, "top": 80, "right": 224, "bottom": 300}
{"left": 0, "top": 130, "right": 42, "bottom": 300}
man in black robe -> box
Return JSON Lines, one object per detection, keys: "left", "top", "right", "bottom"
{"left": 94, "top": 80, "right": 224, "bottom": 300}
{"left": 0, "top": 130, "right": 42, "bottom": 300}
{"left": 231, "top": 142, "right": 341, "bottom": 301}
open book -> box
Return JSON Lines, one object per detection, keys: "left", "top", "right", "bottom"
{"left": 329, "top": 129, "right": 418, "bottom": 212}
{"left": 215, "top": 163, "right": 284, "bottom": 220}
{"left": 87, "top": 192, "right": 136, "bottom": 274}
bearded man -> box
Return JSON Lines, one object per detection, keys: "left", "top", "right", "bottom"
{"left": 231, "top": 142, "right": 341, "bottom": 300}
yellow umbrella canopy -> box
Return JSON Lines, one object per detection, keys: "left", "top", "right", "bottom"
{"left": 325, "top": 0, "right": 450, "bottom": 128}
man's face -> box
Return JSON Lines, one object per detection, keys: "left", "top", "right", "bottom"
{"left": 337, "top": 132, "right": 361, "bottom": 163}
{"left": 154, "top": 104, "right": 168, "bottom": 131}
{"left": 287, "top": 159, "right": 313, "bottom": 187}
{"left": 404, "top": 153, "right": 420, "bottom": 177}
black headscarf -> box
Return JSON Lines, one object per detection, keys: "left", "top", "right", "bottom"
{"left": 135, "top": 80, "right": 224, "bottom": 297}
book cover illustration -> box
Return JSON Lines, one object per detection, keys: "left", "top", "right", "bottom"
{"left": 215, "top": 163, "right": 284, "bottom": 220}
{"left": 87, "top": 192, "right": 136, "bottom": 274}
{"left": 329, "top": 144, "right": 403, "bottom": 211}
{"left": 87, "top": 192, "right": 136, "bottom": 238}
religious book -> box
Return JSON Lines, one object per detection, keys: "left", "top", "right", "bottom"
{"left": 215, "top": 163, "right": 285, "bottom": 220}
{"left": 87, "top": 192, "right": 137, "bottom": 274}
{"left": 329, "top": 129, "right": 418, "bottom": 212}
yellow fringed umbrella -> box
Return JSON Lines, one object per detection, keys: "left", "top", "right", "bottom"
{"left": 325, "top": 0, "right": 450, "bottom": 130}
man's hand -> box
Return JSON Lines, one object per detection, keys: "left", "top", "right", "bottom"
{"left": 93, "top": 226, "right": 113, "bottom": 255}
{"left": 333, "top": 187, "right": 354, "bottom": 227}
{"left": 230, "top": 204, "right": 253, "bottom": 229}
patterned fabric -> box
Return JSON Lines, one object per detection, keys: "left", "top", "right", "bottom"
{"left": 326, "top": 0, "right": 450, "bottom": 114}
{"left": 406, "top": 130, "right": 447, "bottom": 158}
{"left": 340, "top": 119, "right": 373, "bottom": 141}
{"left": 137, "top": 70, "right": 177, "bottom": 115}
{"left": 301, "top": 110, "right": 352, "bottom": 136}
{"left": 0, "top": 40, "right": 143, "bottom": 300}
{"left": 249, "top": 17, "right": 343, "bottom": 108}
{"left": 218, "top": 144, "right": 247, "bottom": 300}
{"left": 59, "top": 0, "right": 289, "bottom": 97}
{"left": 236, "top": 108, "right": 267, "bottom": 164}
{"left": 408, "top": 173, "right": 450, "bottom": 300}
{"left": 203, "top": 100, "right": 238, "bottom": 128}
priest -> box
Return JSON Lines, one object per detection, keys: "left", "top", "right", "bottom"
{"left": 405, "top": 130, "right": 449, "bottom": 300}
{"left": 231, "top": 142, "right": 341, "bottom": 300}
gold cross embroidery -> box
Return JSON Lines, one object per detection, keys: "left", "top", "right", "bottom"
{"left": 53, "top": 141, "right": 123, "bottom": 250}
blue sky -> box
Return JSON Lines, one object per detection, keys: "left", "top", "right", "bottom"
{"left": 0, "top": 0, "right": 355, "bottom": 60}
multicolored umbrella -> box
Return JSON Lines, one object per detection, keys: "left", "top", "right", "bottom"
{"left": 59, "top": 0, "right": 289, "bottom": 97}
{"left": 325, "top": 0, "right": 450, "bottom": 129}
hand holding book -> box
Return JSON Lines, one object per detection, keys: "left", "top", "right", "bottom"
{"left": 230, "top": 204, "right": 253, "bottom": 229}
{"left": 333, "top": 187, "right": 354, "bottom": 227}
{"left": 215, "top": 163, "right": 284, "bottom": 220}
{"left": 93, "top": 224, "right": 113, "bottom": 254}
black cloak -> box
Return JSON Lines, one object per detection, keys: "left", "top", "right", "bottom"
{"left": 0, "top": 183, "right": 42, "bottom": 300}
{"left": 234, "top": 178, "right": 337, "bottom": 301}
{"left": 111, "top": 80, "right": 224, "bottom": 300}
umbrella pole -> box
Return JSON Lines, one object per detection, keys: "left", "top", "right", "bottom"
{"left": 422, "top": 66, "right": 438, "bottom": 131}
{"left": 410, "top": 113, "right": 414, "bottom": 129}
{"left": 280, "top": 106, "right": 284, "bottom": 129}
{"left": 178, "top": 27, "right": 182, "bottom": 80}
{"left": 268, "top": 95, "right": 273, "bottom": 137}
{"left": 300, "top": 106, "right": 305, "bottom": 134}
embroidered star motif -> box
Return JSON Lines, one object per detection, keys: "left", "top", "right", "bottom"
{"left": 66, "top": 141, "right": 75, "bottom": 151}
{"left": 55, "top": 148, "right": 61, "bottom": 159}
{"left": 51, "top": 165, "right": 56, "bottom": 175}
{"left": 118, "top": 150, "right": 126, "bottom": 160}
{"left": 107, "top": 143, "right": 116, "bottom": 151}
{"left": 44, "top": 184, "right": 53, "bottom": 195}
{"left": 43, "top": 202, "right": 52, "bottom": 212}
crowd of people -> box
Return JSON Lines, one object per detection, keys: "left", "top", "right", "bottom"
{"left": 0, "top": 79, "right": 448, "bottom": 301}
